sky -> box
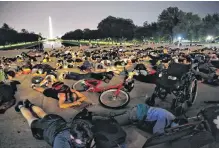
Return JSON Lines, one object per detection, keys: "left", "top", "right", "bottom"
{"left": 0, "top": 1, "right": 219, "bottom": 38}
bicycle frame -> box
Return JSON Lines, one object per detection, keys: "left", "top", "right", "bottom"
{"left": 84, "top": 79, "right": 124, "bottom": 94}
{"left": 144, "top": 114, "right": 213, "bottom": 148}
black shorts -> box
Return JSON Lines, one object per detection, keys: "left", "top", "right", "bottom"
{"left": 31, "top": 114, "right": 67, "bottom": 145}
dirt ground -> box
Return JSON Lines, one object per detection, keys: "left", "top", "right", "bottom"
{"left": 0, "top": 45, "right": 219, "bottom": 148}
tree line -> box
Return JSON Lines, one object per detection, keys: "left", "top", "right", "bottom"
{"left": 61, "top": 7, "right": 219, "bottom": 43}
{"left": 0, "top": 23, "right": 42, "bottom": 45}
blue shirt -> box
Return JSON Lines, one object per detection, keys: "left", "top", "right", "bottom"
{"left": 146, "top": 107, "right": 175, "bottom": 134}
{"left": 53, "top": 130, "right": 72, "bottom": 148}
{"left": 83, "top": 61, "right": 91, "bottom": 68}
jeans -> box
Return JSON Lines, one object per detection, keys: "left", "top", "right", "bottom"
{"left": 93, "top": 107, "right": 138, "bottom": 126}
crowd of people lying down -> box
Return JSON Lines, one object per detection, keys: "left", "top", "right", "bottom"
{"left": 1, "top": 44, "right": 219, "bottom": 148}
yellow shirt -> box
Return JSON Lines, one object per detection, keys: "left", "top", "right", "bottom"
{"left": 163, "top": 49, "right": 168, "bottom": 54}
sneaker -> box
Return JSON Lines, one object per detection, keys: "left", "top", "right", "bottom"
{"left": 59, "top": 73, "right": 65, "bottom": 80}
{"left": 23, "top": 99, "right": 33, "bottom": 109}
{"left": 145, "top": 97, "right": 155, "bottom": 106}
{"left": 15, "top": 101, "right": 24, "bottom": 112}
{"left": 31, "top": 84, "right": 36, "bottom": 89}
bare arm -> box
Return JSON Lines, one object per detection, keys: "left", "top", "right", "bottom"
{"left": 71, "top": 89, "right": 87, "bottom": 102}
{"left": 58, "top": 93, "right": 81, "bottom": 109}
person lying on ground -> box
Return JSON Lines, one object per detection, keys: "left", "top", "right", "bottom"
{"left": 32, "top": 64, "right": 56, "bottom": 77}
{"left": 59, "top": 71, "right": 115, "bottom": 82}
{"left": 14, "top": 100, "right": 93, "bottom": 148}
{"left": 93, "top": 104, "right": 188, "bottom": 134}
{"left": 0, "top": 67, "right": 19, "bottom": 82}
{"left": 193, "top": 57, "right": 219, "bottom": 80}
{"left": 56, "top": 59, "right": 74, "bottom": 70}
{"left": 37, "top": 72, "right": 58, "bottom": 87}
{"left": 32, "top": 82, "right": 87, "bottom": 108}
{"left": 78, "top": 57, "right": 92, "bottom": 72}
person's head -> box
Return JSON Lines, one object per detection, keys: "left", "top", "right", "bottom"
{"left": 70, "top": 119, "right": 93, "bottom": 148}
{"left": 52, "top": 82, "right": 71, "bottom": 92}
{"left": 7, "top": 70, "right": 16, "bottom": 79}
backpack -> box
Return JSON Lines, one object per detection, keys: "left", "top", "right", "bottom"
{"left": 0, "top": 83, "right": 16, "bottom": 114}
{"left": 51, "top": 82, "right": 75, "bottom": 102}
{"left": 134, "top": 63, "right": 147, "bottom": 71}
{"left": 92, "top": 119, "right": 127, "bottom": 148}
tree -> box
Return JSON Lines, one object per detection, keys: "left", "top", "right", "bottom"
{"left": 143, "top": 21, "right": 148, "bottom": 27}
{"left": 1, "top": 23, "right": 11, "bottom": 30}
{"left": 173, "top": 12, "right": 202, "bottom": 42}
{"left": 97, "top": 16, "right": 136, "bottom": 40}
{"left": 83, "top": 28, "right": 91, "bottom": 40}
{"left": 201, "top": 13, "right": 219, "bottom": 39}
{"left": 21, "top": 29, "right": 29, "bottom": 34}
{"left": 0, "top": 23, "right": 41, "bottom": 45}
{"left": 158, "top": 7, "right": 184, "bottom": 43}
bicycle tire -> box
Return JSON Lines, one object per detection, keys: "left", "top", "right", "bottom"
{"left": 187, "top": 78, "right": 198, "bottom": 106}
{"left": 99, "top": 89, "right": 130, "bottom": 109}
{"left": 72, "top": 79, "right": 88, "bottom": 92}
{"left": 143, "top": 124, "right": 195, "bottom": 147}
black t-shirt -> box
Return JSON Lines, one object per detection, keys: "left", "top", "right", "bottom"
{"left": 43, "top": 88, "right": 76, "bottom": 102}
{"left": 43, "top": 88, "right": 59, "bottom": 100}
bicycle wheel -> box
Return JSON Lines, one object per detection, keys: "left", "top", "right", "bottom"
{"left": 99, "top": 89, "right": 130, "bottom": 109}
{"left": 187, "top": 78, "right": 198, "bottom": 106}
{"left": 73, "top": 79, "right": 89, "bottom": 92}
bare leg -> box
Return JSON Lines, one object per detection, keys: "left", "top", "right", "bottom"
{"left": 31, "top": 105, "right": 47, "bottom": 118}
{"left": 20, "top": 107, "right": 38, "bottom": 126}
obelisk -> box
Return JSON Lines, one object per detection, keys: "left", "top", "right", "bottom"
{"left": 49, "top": 16, "right": 53, "bottom": 39}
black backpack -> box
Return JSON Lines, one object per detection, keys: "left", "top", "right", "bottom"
{"left": 134, "top": 63, "right": 147, "bottom": 71}
{"left": 0, "top": 83, "right": 15, "bottom": 104}
{"left": 0, "top": 82, "right": 17, "bottom": 114}
{"left": 92, "top": 119, "right": 127, "bottom": 148}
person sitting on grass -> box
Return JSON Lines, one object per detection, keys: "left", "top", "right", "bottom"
{"left": 32, "top": 82, "right": 87, "bottom": 109}
{"left": 14, "top": 100, "right": 93, "bottom": 148}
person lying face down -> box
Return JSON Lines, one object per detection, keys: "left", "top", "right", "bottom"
{"left": 14, "top": 100, "right": 93, "bottom": 148}
{"left": 32, "top": 82, "right": 87, "bottom": 109}
{"left": 93, "top": 104, "right": 187, "bottom": 134}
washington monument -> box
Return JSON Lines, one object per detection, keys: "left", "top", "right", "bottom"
{"left": 49, "top": 16, "right": 53, "bottom": 39}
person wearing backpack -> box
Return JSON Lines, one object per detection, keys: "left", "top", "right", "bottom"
{"left": 32, "top": 82, "right": 87, "bottom": 109}
{"left": 73, "top": 108, "right": 127, "bottom": 148}
{"left": 14, "top": 100, "right": 93, "bottom": 148}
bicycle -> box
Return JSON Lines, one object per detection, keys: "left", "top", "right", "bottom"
{"left": 72, "top": 69, "right": 134, "bottom": 109}
{"left": 143, "top": 105, "right": 219, "bottom": 148}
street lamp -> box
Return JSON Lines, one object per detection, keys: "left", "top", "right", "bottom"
{"left": 206, "top": 36, "right": 213, "bottom": 41}
{"left": 178, "top": 36, "right": 182, "bottom": 47}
